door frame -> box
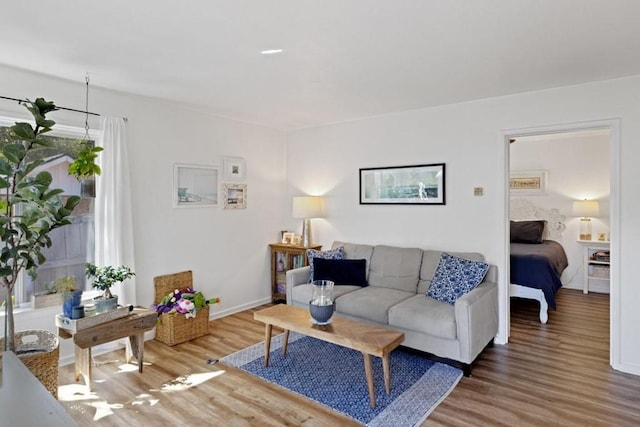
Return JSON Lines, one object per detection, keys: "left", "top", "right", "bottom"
{"left": 500, "top": 118, "right": 620, "bottom": 368}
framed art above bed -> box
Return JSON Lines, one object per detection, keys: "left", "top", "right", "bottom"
{"left": 510, "top": 170, "right": 548, "bottom": 195}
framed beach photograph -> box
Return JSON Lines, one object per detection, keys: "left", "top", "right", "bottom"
{"left": 223, "top": 183, "right": 247, "bottom": 209}
{"left": 510, "top": 170, "right": 548, "bottom": 195}
{"left": 173, "top": 163, "right": 219, "bottom": 208}
{"left": 360, "top": 163, "right": 446, "bottom": 205}
{"left": 223, "top": 156, "right": 246, "bottom": 181}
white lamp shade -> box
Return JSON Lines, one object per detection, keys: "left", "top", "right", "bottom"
{"left": 292, "top": 196, "right": 324, "bottom": 219}
{"left": 572, "top": 200, "right": 600, "bottom": 218}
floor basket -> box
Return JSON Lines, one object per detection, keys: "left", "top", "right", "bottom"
{"left": 154, "top": 271, "right": 210, "bottom": 346}
{"left": 1, "top": 329, "right": 59, "bottom": 398}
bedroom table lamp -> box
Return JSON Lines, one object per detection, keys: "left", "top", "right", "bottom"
{"left": 292, "top": 196, "right": 324, "bottom": 247}
{"left": 572, "top": 200, "right": 599, "bottom": 241}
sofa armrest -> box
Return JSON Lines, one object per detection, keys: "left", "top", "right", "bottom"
{"left": 286, "top": 266, "right": 310, "bottom": 305}
{"left": 454, "top": 280, "right": 499, "bottom": 364}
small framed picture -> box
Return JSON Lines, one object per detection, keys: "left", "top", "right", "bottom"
{"left": 510, "top": 170, "right": 548, "bottom": 195}
{"left": 223, "top": 157, "right": 246, "bottom": 181}
{"left": 223, "top": 183, "right": 247, "bottom": 209}
{"left": 282, "top": 232, "right": 295, "bottom": 244}
{"left": 293, "top": 235, "right": 303, "bottom": 245}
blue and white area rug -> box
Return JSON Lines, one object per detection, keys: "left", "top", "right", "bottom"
{"left": 220, "top": 332, "right": 462, "bottom": 426}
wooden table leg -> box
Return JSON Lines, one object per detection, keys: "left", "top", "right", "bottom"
{"left": 362, "top": 352, "right": 376, "bottom": 408}
{"left": 263, "top": 324, "right": 273, "bottom": 367}
{"left": 126, "top": 334, "right": 145, "bottom": 372}
{"left": 281, "top": 329, "right": 290, "bottom": 357}
{"left": 382, "top": 354, "right": 391, "bottom": 394}
{"left": 75, "top": 345, "right": 92, "bottom": 392}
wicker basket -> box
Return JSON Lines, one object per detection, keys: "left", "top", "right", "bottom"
{"left": 0, "top": 330, "right": 59, "bottom": 398}
{"left": 153, "top": 271, "right": 210, "bottom": 346}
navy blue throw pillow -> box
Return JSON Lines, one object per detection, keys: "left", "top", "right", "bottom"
{"left": 312, "top": 258, "right": 368, "bottom": 286}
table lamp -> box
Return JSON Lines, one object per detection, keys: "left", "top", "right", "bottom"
{"left": 292, "top": 196, "right": 324, "bottom": 247}
{"left": 572, "top": 199, "right": 599, "bottom": 241}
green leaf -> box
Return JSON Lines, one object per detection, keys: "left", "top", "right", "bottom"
{"left": 0, "top": 178, "right": 8, "bottom": 189}
{"left": 0, "top": 266, "right": 12, "bottom": 277}
{"left": 32, "top": 136, "right": 54, "bottom": 146}
{"left": 33, "top": 171, "right": 53, "bottom": 188}
{"left": 34, "top": 98, "right": 57, "bottom": 115}
{"left": 3, "top": 143, "right": 27, "bottom": 164}
{"left": 0, "top": 158, "right": 12, "bottom": 176}
{"left": 20, "top": 159, "right": 44, "bottom": 178}
{"left": 42, "top": 188, "right": 64, "bottom": 201}
{"left": 64, "top": 196, "right": 81, "bottom": 211}
{"left": 10, "top": 122, "right": 35, "bottom": 141}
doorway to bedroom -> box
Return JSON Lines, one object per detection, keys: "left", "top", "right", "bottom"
{"left": 506, "top": 124, "right": 614, "bottom": 350}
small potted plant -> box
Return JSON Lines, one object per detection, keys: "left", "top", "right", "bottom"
{"left": 86, "top": 263, "right": 135, "bottom": 313}
{"left": 31, "top": 276, "right": 75, "bottom": 309}
{"left": 68, "top": 143, "right": 103, "bottom": 197}
{"left": 56, "top": 276, "right": 83, "bottom": 318}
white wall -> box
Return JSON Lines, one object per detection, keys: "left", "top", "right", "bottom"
{"left": 1, "top": 64, "right": 287, "bottom": 362}
{"left": 510, "top": 132, "right": 610, "bottom": 291}
{"left": 286, "top": 75, "right": 640, "bottom": 375}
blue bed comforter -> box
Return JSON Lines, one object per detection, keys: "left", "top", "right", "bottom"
{"left": 510, "top": 240, "right": 568, "bottom": 310}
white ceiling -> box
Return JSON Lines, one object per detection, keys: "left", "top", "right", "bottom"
{"left": 2, "top": 1, "right": 640, "bottom": 130}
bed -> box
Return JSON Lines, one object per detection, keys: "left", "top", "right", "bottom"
{"left": 510, "top": 199, "right": 569, "bottom": 323}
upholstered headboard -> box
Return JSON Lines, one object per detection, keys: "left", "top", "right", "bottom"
{"left": 509, "top": 198, "right": 566, "bottom": 240}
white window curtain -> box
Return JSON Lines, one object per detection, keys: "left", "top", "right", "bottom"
{"left": 95, "top": 116, "right": 136, "bottom": 306}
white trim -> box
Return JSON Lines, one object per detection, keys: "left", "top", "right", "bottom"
{"left": 501, "top": 118, "right": 621, "bottom": 371}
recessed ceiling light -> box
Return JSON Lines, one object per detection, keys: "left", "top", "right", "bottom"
{"left": 260, "top": 49, "right": 283, "bottom": 55}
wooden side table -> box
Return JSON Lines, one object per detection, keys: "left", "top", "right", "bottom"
{"left": 269, "top": 243, "right": 321, "bottom": 302}
{"left": 57, "top": 307, "right": 157, "bottom": 391}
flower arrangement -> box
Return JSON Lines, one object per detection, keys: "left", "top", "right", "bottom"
{"left": 152, "top": 287, "right": 220, "bottom": 319}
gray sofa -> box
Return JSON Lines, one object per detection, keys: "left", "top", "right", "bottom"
{"left": 286, "top": 241, "right": 499, "bottom": 374}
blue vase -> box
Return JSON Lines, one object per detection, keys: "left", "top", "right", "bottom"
{"left": 62, "top": 290, "right": 83, "bottom": 318}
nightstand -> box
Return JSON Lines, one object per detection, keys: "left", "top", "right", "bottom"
{"left": 578, "top": 240, "right": 610, "bottom": 294}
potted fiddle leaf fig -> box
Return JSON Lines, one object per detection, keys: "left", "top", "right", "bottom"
{"left": 86, "top": 263, "right": 135, "bottom": 313}
{"left": 0, "top": 98, "right": 82, "bottom": 352}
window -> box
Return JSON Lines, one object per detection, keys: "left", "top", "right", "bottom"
{"left": 0, "top": 118, "right": 99, "bottom": 305}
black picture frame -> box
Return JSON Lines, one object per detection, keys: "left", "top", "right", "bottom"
{"left": 359, "top": 163, "right": 446, "bottom": 205}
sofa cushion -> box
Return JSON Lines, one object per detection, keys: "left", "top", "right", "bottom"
{"left": 388, "top": 294, "right": 457, "bottom": 340}
{"left": 332, "top": 242, "right": 374, "bottom": 279}
{"left": 335, "top": 287, "right": 414, "bottom": 324}
{"left": 292, "top": 283, "right": 361, "bottom": 306}
{"left": 426, "top": 253, "right": 489, "bottom": 304}
{"left": 306, "top": 246, "right": 345, "bottom": 283}
{"left": 313, "top": 258, "right": 368, "bottom": 286}
{"left": 367, "top": 245, "right": 423, "bottom": 293}
{"left": 417, "top": 250, "right": 486, "bottom": 295}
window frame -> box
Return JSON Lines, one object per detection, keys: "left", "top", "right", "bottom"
{"left": 0, "top": 115, "right": 100, "bottom": 307}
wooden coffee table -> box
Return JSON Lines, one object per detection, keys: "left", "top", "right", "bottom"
{"left": 254, "top": 304, "right": 404, "bottom": 408}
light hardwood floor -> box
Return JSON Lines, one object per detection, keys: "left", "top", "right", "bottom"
{"left": 57, "top": 289, "right": 640, "bottom": 426}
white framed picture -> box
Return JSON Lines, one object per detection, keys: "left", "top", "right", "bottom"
{"left": 223, "top": 156, "right": 246, "bottom": 181}
{"left": 223, "top": 183, "right": 247, "bottom": 209}
{"left": 281, "top": 232, "right": 295, "bottom": 244}
{"left": 509, "top": 170, "right": 548, "bottom": 195}
{"left": 173, "top": 163, "right": 220, "bottom": 208}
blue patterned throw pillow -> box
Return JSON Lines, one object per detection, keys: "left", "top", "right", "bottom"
{"left": 307, "top": 246, "right": 345, "bottom": 283}
{"left": 427, "top": 253, "right": 489, "bottom": 304}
